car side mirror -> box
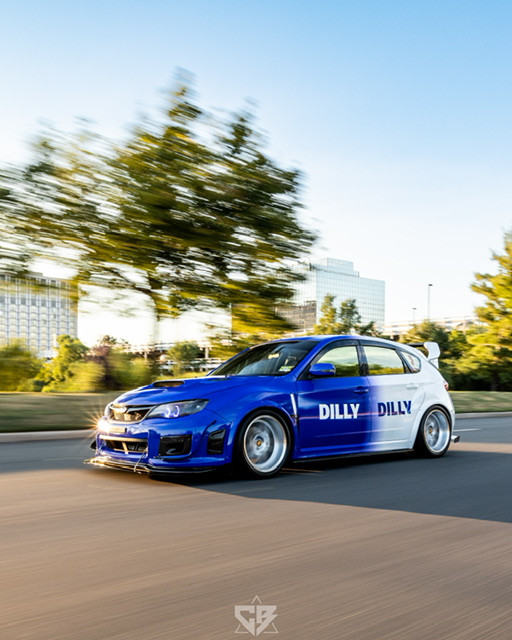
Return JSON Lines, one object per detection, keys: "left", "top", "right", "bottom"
{"left": 309, "top": 362, "right": 336, "bottom": 377}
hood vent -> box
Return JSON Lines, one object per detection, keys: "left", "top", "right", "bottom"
{"left": 152, "top": 380, "right": 185, "bottom": 388}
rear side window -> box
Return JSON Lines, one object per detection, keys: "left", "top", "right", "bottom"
{"left": 401, "top": 350, "right": 421, "bottom": 373}
{"left": 316, "top": 345, "right": 360, "bottom": 377}
{"left": 364, "top": 346, "right": 405, "bottom": 375}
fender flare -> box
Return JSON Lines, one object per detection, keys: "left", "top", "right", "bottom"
{"left": 228, "top": 404, "right": 296, "bottom": 454}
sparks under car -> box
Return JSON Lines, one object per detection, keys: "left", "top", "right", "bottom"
{"left": 86, "top": 336, "right": 459, "bottom": 478}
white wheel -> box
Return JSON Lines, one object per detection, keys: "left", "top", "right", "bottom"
{"left": 237, "top": 412, "right": 290, "bottom": 477}
{"left": 415, "top": 407, "right": 451, "bottom": 457}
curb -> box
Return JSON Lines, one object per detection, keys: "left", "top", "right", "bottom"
{"left": 0, "top": 429, "right": 95, "bottom": 443}
{"left": 455, "top": 411, "right": 512, "bottom": 419}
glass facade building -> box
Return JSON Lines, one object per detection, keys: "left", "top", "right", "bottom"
{"left": 282, "top": 258, "right": 385, "bottom": 331}
{"left": 0, "top": 273, "right": 78, "bottom": 356}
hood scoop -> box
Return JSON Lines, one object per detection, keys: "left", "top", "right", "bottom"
{"left": 152, "top": 380, "right": 185, "bottom": 388}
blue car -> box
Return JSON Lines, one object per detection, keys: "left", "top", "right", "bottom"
{"left": 86, "top": 336, "right": 458, "bottom": 478}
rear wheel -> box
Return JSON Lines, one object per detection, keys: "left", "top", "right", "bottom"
{"left": 414, "top": 407, "right": 451, "bottom": 457}
{"left": 235, "top": 411, "right": 291, "bottom": 478}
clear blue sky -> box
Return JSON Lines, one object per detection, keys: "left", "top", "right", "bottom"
{"left": 2, "top": 0, "right": 512, "bottom": 342}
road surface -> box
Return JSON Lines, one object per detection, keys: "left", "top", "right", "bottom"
{"left": 1, "top": 417, "right": 511, "bottom": 640}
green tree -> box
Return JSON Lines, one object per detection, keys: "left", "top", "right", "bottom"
{"left": 314, "top": 295, "right": 340, "bottom": 334}
{"left": 37, "top": 335, "right": 89, "bottom": 391}
{"left": 0, "top": 342, "right": 42, "bottom": 391}
{"left": 459, "top": 232, "right": 512, "bottom": 389}
{"left": 338, "top": 299, "right": 361, "bottom": 333}
{"left": 314, "top": 295, "right": 379, "bottom": 335}
{"left": 167, "top": 341, "right": 201, "bottom": 376}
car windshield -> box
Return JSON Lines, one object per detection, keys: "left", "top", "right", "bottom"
{"left": 213, "top": 340, "right": 320, "bottom": 377}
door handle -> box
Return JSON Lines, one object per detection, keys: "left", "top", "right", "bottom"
{"left": 406, "top": 383, "right": 419, "bottom": 390}
{"left": 354, "top": 386, "right": 369, "bottom": 394}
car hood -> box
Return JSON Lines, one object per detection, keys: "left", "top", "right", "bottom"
{"left": 112, "top": 376, "right": 257, "bottom": 406}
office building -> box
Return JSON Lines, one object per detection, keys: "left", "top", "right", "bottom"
{"left": 0, "top": 273, "right": 78, "bottom": 356}
{"left": 280, "top": 258, "right": 385, "bottom": 332}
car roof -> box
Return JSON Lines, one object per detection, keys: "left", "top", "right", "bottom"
{"left": 262, "top": 335, "right": 426, "bottom": 357}
{"left": 266, "top": 334, "right": 389, "bottom": 344}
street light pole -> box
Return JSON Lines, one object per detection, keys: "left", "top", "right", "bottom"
{"left": 427, "top": 284, "right": 433, "bottom": 320}
{"left": 412, "top": 307, "right": 417, "bottom": 325}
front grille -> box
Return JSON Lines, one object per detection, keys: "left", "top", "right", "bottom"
{"left": 101, "top": 436, "right": 148, "bottom": 454}
{"left": 158, "top": 435, "right": 192, "bottom": 457}
{"left": 107, "top": 403, "right": 153, "bottom": 423}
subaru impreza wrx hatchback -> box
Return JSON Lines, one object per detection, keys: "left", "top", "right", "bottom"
{"left": 86, "top": 335, "right": 458, "bottom": 478}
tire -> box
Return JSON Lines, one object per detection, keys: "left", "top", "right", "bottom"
{"left": 235, "top": 410, "right": 291, "bottom": 478}
{"left": 414, "top": 406, "right": 452, "bottom": 457}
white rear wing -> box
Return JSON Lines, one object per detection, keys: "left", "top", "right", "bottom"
{"left": 424, "top": 342, "right": 440, "bottom": 368}
{"left": 408, "top": 341, "right": 441, "bottom": 368}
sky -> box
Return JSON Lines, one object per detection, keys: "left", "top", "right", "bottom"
{"left": 2, "top": 0, "right": 512, "bottom": 344}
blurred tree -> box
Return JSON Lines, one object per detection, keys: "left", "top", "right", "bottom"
{"left": 208, "top": 332, "right": 253, "bottom": 361}
{"left": 400, "top": 320, "right": 469, "bottom": 387}
{"left": 207, "top": 299, "right": 298, "bottom": 361}
{"left": 108, "top": 83, "right": 314, "bottom": 335}
{"left": 400, "top": 321, "right": 452, "bottom": 353}
{"left": 0, "top": 342, "right": 42, "bottom": 391}
{"left": 87, "top": 341, "right": 154, "bottom": 390}
{"left": 167, "top": 341, "right": 201, "bottom": 375}
{"left": 38, "top": 335, "right": 153, "bottom": 392}
{"left": 397, "top": 319, "right": 504, "bottom": 390}
{"left": 11, "top": 125, "right": 114, "bottom": 308}
{"left": 0, "top": 166, "right": 34, "bottom": 277}
{"left": 314, "top": 295, "right": 379, "bottom": 335}
{"left": 54, "top": 361, "right": 105, "bottom": 393}
{"left": 10, "top": 78, "right": 314, "bottom": 338}
{"left": 96, "top": 335, "right": 130, "bottom": 350}
{"left": 37, "top": 335, "right": 89, "bottom": 391}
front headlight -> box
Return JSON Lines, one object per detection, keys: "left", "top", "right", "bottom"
{"left": 146, "top": 399, "right": 209, "bottom": 419}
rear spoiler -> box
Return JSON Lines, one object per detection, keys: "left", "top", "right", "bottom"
{"left": 407, "top": 342, "right": 441, "bottom": 368}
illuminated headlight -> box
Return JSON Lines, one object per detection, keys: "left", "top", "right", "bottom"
{"left": 147, "top": 399, "right": 209, "bottom": 419}
{"left": 96, "top": 417, "right": 110, "bottom": 432}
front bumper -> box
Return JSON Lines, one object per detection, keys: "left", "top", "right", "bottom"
{"left": 88, "top": 412, "right": 231, "bottom": 474}
{"left": 84, "top": 455, "right": 220, "bottom": 474}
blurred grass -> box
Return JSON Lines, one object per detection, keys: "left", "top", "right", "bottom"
{"left": 0, "top": 392, "right": 120, "bottom": 432}
{"left": 0, "top": 374, "right": 205, "bottom": 432}
{"left": 1, "top": 389, "right": 511, "bottom": 433}
{"left": 450, "top": 391, "right": 512, "bottom": 414}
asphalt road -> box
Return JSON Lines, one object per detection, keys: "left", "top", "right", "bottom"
{"left": 1, "top": 417, "right": 511, "bottom": 640}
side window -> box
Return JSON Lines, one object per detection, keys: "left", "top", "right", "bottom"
{"left": 316, "top": 345, "right": 360, "bottom": 377}
{"left": 400, "top": 350, "right": 421, "bottom": 373}
{"left": 364, "top": 346, "right": 405, "bottom": 375}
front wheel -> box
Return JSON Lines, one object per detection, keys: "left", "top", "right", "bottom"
{"left": 414, "top": 407, "right": 452, "bottom": 457}
{"left": 235, "top": 411, "right": 291, "bottom": 478}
